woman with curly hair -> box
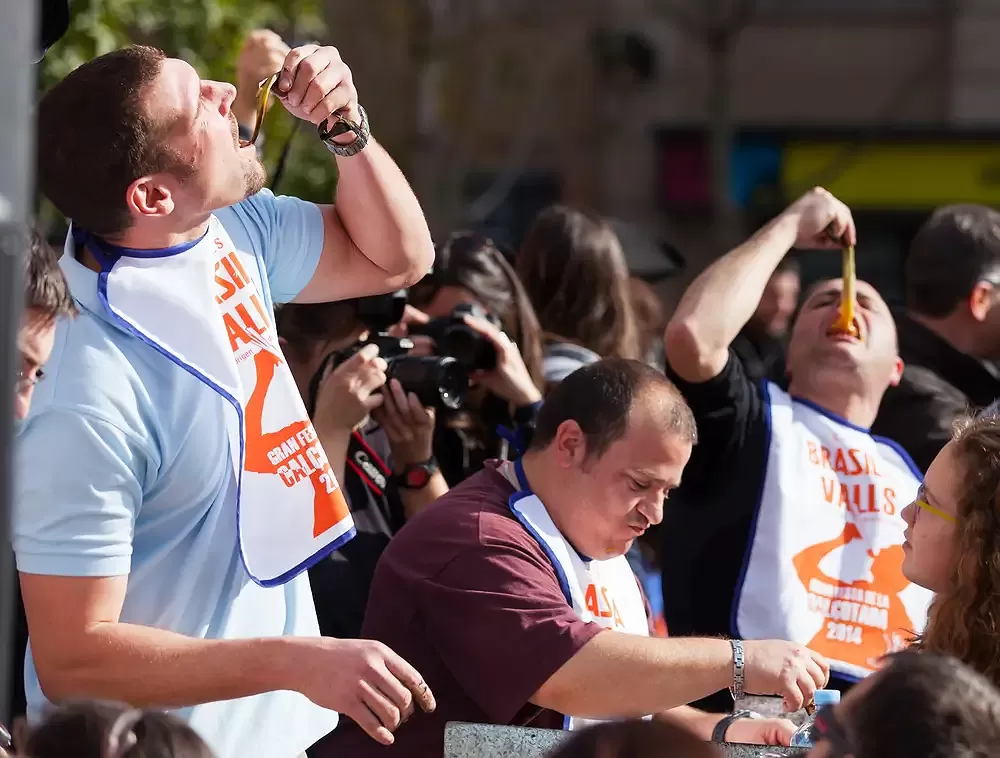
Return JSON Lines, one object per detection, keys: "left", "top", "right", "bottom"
{"left": 900, "top": 409, "right": 1000, "bottom": 686}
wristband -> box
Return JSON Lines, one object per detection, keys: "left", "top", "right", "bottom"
{"left": 729, "top": 638, "right": 745, "bottom": 701}
{"left": 320, "top": 104, "right": 370, "bottom": 157}
{"left": 513, "top": 400, "right": 542, "bottom": 426}
{"left": 711, "top": 709, "right": 761, "bottom": 743}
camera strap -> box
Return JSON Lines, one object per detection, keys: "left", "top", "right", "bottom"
{"left": 346, "top": 431, "right": 391, "bottom": 497}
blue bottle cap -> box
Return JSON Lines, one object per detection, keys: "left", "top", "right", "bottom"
{"left": 814, "top": 689, "right": 841, "bottom": 706}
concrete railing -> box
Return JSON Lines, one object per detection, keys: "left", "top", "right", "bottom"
{"left": 444, "top": 722, "right": 808, "bottom": 758}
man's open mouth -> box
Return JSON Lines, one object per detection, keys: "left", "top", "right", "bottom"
{"left": 826, "top": 322, "right": 863, "bottom": 342}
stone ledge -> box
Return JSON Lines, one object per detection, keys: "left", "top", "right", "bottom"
{"left": 444, "top": 722, "right": 808, "bottom": 758}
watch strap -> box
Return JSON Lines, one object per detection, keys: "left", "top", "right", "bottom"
{"left": 320, "top": 104, "right": 370, "bottom": 157}
{"left": 711, "top": 710, "right": 761, "bottom": 743}
{"left": 392, "top": 457, "right": 440, "bottom": 490}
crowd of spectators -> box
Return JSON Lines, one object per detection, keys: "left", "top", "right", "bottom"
{"left": 8, "top": 26, "right": 1000, "bottom": 758}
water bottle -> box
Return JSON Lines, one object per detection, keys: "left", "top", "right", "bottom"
{"left": 789, "top": 689, "right": 841, "bottom": 747}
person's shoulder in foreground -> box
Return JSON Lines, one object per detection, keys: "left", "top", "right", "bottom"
{"left": 317, "top": 462, "right": 602, "bottom": 758}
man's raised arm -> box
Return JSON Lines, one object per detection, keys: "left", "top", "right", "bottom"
{"left": 664, "top": 187, "right": 855, "bottom": 383}
{"left": 268, "top": 44, "right": 434, "bottom": 303}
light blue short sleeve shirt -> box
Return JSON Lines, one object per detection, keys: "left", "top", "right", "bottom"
{"left": 13, "top": 190, "right": 339, "bottom": 758}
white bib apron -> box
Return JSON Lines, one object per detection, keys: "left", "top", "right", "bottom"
{"left": 734, "top": 382, "right": 934, "bottom": 680}
{"left": 504, "top": 460, "right": 650, "bottom": 731}
{"left": 81, "top": 219, "right": 356, "bottom": 586}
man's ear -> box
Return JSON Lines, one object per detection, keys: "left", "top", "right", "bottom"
{"left": 124, "top": 174, "right": 176, "bottom": 221}
{"left": 552, "top": 420, "right": 587, "bottom": 469}
{"left": 968, "top": 281, "right": 996, "bottom": 323}
{"left": 888, "top": 357, "right": 904, "bottom": 387}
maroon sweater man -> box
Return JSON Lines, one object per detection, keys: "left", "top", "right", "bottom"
{"left": 318, "top": 359, "right": 829, "bottom": 757}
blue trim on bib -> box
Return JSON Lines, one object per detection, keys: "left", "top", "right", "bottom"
{"left": 790, "top": 393, "right": 871, "bottom": 434}
{"left": 513, "top": 457, "right": 530, "bottom": 491}
{"left": 508, "top": 490, "right": 573, "bottom": 606}
{"left": 73, "top": 224, "right": 208, "bottom": 260}
{"left": 266, "top": 525, "right": 358, "bottom": 586}
{"left": 513, "top": 459, "right": 592, "bottom": 564}
{"left": 871, "top": 434, "right": 923, "bottom": 479}
{"left": 730, "top": 378, "right": 773, "bottom": 640}
{"left": 85, "top": 226, "right": 348, "bottom": 587}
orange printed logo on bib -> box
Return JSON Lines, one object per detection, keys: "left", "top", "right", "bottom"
{"left": 97, "top": 218, "right": 355, "bottom": 586}
{"left": 735, "top": 383, "right": 933, "bottom": 679}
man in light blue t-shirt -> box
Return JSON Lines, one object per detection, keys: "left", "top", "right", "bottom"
{"left": 18, "top": 42, "right": 436, "bottom": 758}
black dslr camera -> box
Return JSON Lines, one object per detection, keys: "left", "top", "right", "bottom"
{"left": 410, "top": 302, "right": 501, "bottom": 372}
{"left": 308, "top": 290, "right": 468, "bottom": 413}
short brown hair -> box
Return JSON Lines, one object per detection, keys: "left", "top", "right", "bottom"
{"left": 24, "top": 229, "right": 76, "bottom": 319}
{"left": 530, "top": 358, "right": 696, "bottom": 458}
{"left": 37, "top": 45, "right": 192, "bottom": 238}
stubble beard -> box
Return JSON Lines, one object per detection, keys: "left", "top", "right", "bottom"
{"left": 243, "top": 154, "right": 267, "bottom": 199}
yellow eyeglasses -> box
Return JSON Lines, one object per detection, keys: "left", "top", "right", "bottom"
{"left": 238, "top": 72, "right": 365, "bottom": 148}
{"left": 915, "top": 498, "right": 956, "bottom": 524}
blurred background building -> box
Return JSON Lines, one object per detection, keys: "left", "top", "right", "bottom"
{"left": 32, "top": 0, "right": 1000, "bottom": 310}
{"left": 326, "top": 0, "right": 1000, "bottom": 308}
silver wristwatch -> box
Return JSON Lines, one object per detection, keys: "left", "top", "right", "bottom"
{"left": 711, "top": 709, "right": 761, "bottom": 743}
{"left": 729, "top": 638, "right": 745, "bottom": 700}
{"left": 319, "top": 104, "right": 371, "bottom": 157}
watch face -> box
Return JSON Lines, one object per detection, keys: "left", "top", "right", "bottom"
{"left": 405, "top": 467, "right": 431, "bottom": 489}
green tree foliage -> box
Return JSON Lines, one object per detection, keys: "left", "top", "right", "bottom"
{"left": 37, "top": 0, "right": 338, "bottom": 231}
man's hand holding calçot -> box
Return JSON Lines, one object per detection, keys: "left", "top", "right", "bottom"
{"left": 276, "top": 44, "right": 360, "bottom": 138}
{"left": 783, "top": 186, "right": 857, "bottom": 250}
{"left": 742, "top": 639, "right": 830, "bottom": 713}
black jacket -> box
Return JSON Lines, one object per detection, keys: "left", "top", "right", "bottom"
{"left": 730, "top": 326, "right": 788, "bottom": 389}
{"left": 872, "top": 313, "right": 1000, "bottom": 473}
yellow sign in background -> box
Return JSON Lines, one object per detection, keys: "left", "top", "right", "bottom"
{"left": 781, "top": 142, "right": 1000, "bottom": 209}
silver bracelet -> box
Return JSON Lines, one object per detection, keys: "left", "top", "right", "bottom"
{"left": 729, "top": 638, "right": 745, "bottom": 701}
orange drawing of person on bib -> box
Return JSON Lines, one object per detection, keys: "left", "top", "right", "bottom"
{"left": 243, "top": 347, "right": 349, "bottom": 537}
{"left": 792, "top": 521, "right": 912, "bottom": 671}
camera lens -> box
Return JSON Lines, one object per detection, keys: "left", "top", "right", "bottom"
{"left": 387, "top": 355, "right": 468, "bottom": 410}
{"left": 439, "top": 324, "right": 497, "bottom": 372}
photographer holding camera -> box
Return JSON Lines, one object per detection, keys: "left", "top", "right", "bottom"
{"left": 277, "top": 300, "right": 446, "bottom": 641}
{"left": 407, "top": 232, "right": 547, "bottom": 485}
{"left": 276, "top": 235, "right": 544, "bottom": 636}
